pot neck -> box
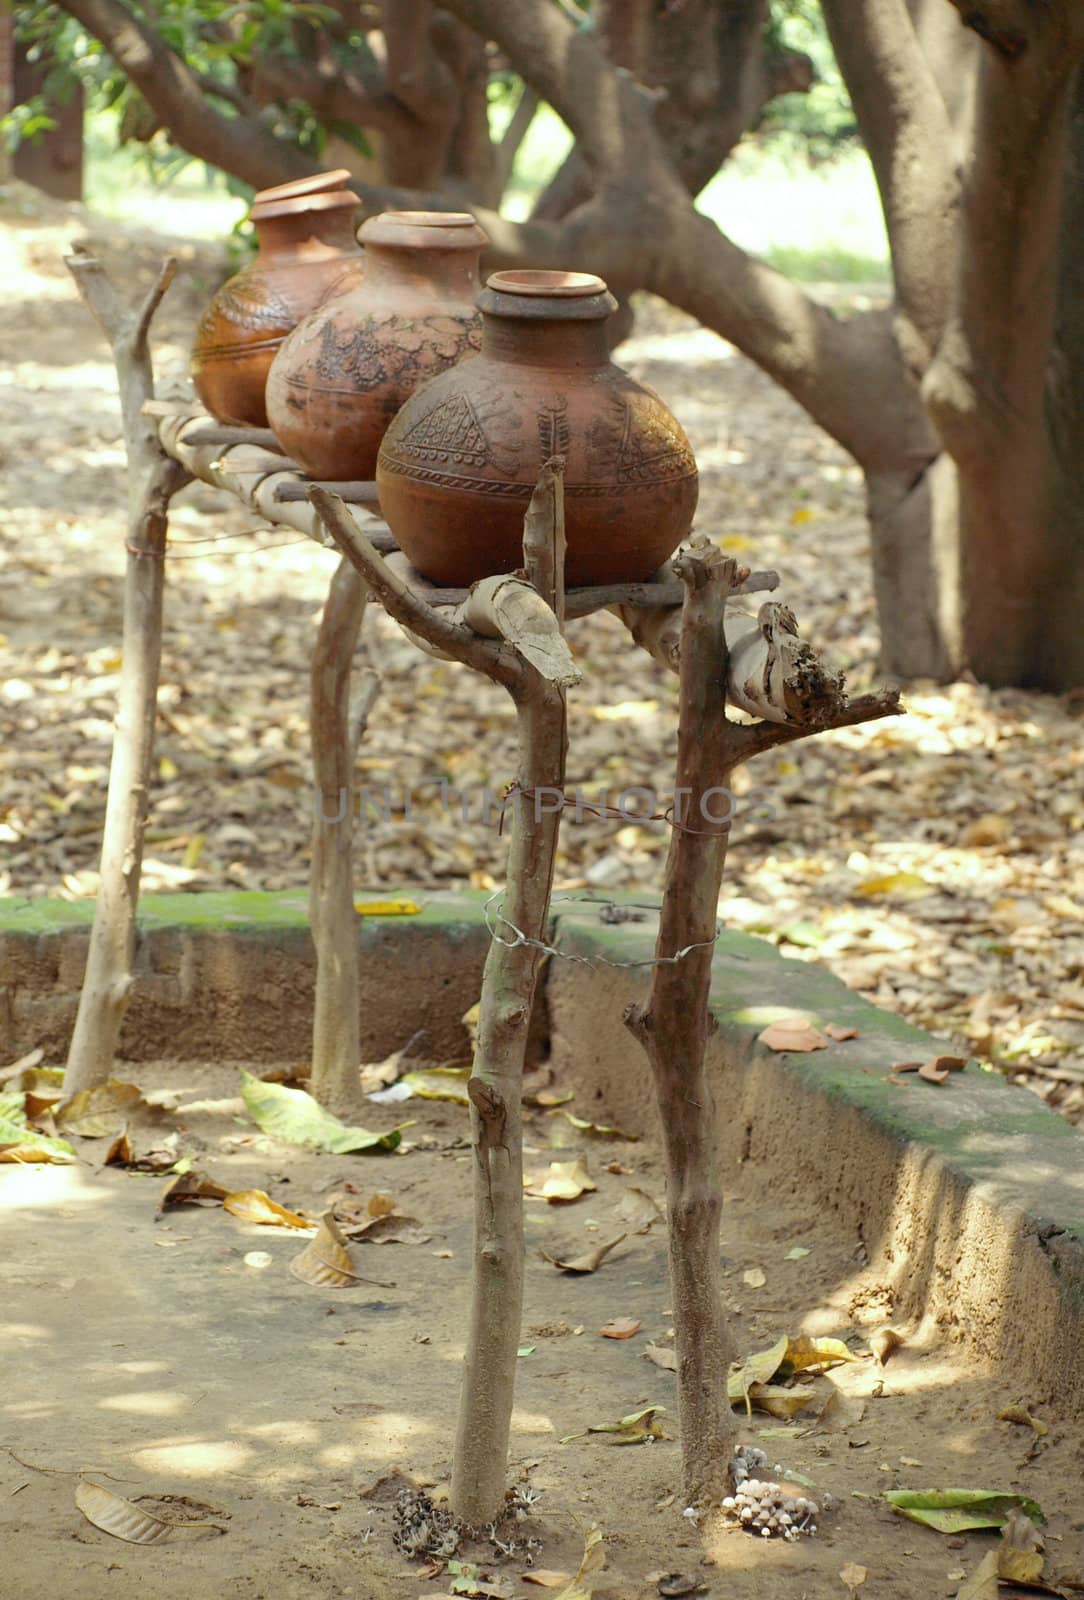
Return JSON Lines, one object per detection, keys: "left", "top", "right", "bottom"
{"left": 480, "top": 313, "right": 611, "bottom": 369}
{"left": 361, "top": 240, "right": 480, "bottom": 299}
{"left": 253, "top": 210, "right": 359, "bottom": 261}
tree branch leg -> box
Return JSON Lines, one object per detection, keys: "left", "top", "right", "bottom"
{"left": 62, "top": 250, "right": 188, "bottom": 1095}
{"left": 624, "top": 546, "right": 741, "bottom": 1506}
{"left": 309, "top": 556, "right": 374, "bottom": 1116}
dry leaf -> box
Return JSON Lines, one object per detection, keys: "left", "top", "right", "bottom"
{"left": 757, "top": 1020, "right": 829, "bottom": 1053}
{"left": 542, "top": 1235, "right": 626, "bottom": 1274}
{"left": 289, "top": 1213, "right": 391, "bottom": 1288}
{"left": 955, "top": 1551, "right": 999, "bottom": 1600}
{"left": 102, "top": 1126, "right": 133, "bottom": 1166}
{"left": 525, "top": 1159, "right": 596, "bottom": 1202}
{"left": 840, "top": 1565, "right": 868, "bottom": 1593}
{"left": 522, "top": 1572, "right": 572, "bottom": 1588}
{"left": 553, "top": 1522, "right": 606, "bottom": 1599}
{"left": 817, "top": 1388, "right": 867, "bottom": 1432}
{"left": 781, "top": 1335, "right": 860, "bottom": 1374}
{"left": 644, "top": 1341, "right": 678, "bottom": 1372}
{"left": 919, "top": 1060, "right": 951, "bottom": 1084}
{"left": 856, "top": 871, "right": 932, "bottom": 900}
{"left": 599, "top": 1317, "right": 641, "bottom": 1340}
{"left": 744, "top": 1383, "right": 818, "bottom": 1419}
{"left": 158, "top": 1170, "right": 230, "bottom": 1212}
{"left": 75, "top": 1480, "right": 219, "bottom": 1543}
{"left": 825, "top": 1024, "right": 860, "bottom": 1042}
{"left": 728, "top": 1335, "right": 790, "bottom": 1410}
{"left": 743, "top": 1267, "right": 767, "bottom": 1289}
{"left": 354, "top": 898, "right": 422, "bottom": 916}
{"left": 56, "top": 1079, "right": 143, "bottom": 1137}
{"left": 999, "top": 1506, "right": 1045, "bottom": 1584}
{"left": 223, "top": 1190, "right": 311, "bottom": 1229}
{"left": 870, "top": 1327, "right": 903, "bottom": 1365}
{"left": 562, "top": 1111, "right": 639, "bottom": 1141}
{"left": 613, "top": 1186, "right": 663, "bottom": 1232}
{"left": 998, "top": 1405, "right": 1048, "bottom": 1438}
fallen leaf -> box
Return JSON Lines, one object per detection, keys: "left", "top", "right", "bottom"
{"left": 918, "top": 1060, "right": 952, "bottom": 1084}
{"left": 553, "top": 1522, "right": 606, "bottom": 1599}
{"left": 962, "top": 814, "right": 1010, "bottom": 848}
{"left": 883, "top": 1488, "right": 1044, "bottom": 1534}
{"left": 656, "top": 1577, "right": 708, "bottom": 1597}
{"left": 743, "top": 1383, "right": 818, "bottom": 1419}
{"left": 825, "top": 1024, "right": 860, "bottom": 1042}
{"left": 644, "top": 1342, "right": 678, "bottom": 1372}
{"left": 354, "top": 898, "right": 422, "bottom": 916}
{"left": 158, "top": 1170, "right": 229, "bottom": 1212}
{"left": 743, "top": 1267, "right": 767, "bottom": 1289}
{"left": 0, "top": 1116, "right": 76, "bottom": 1164}
{"left": 599, "top": 1317, "right": 641, "bottom": 1340}
{"left": 784, "top": 1246, "right": 811, "bottom": 1260}
{"left": 840, "top": 1564, "right": 868, "bottom": 1593}
{"left": 21, "top": 1065, "right": 66, "bottom": 1118}
{"left": 757, "top": 1020, "right": 829, "bottom": 1053}
{"left": 955, "top": 1551, "right": 999, "bottom": 1600}
{"left": 525, "top": 1159, "right": 596, "bottom": 1202}
{"left": 522, "top": 1572, "right": 572, "bottom": 1589}
{"left": 223, "top": 1190, "right": 312, "bottom": 1229}
{"left": 780, "top": 1335, "right": 860, "bottom": 1375}
{"left": 56, "top": 1079, "right": 143, "bottom": 1137}
{"left": 75, "top": 1480, "right": 219, "bottom": 1543}
{"left": 290, "top": 1213, "right": 391, "bottom": 1288}
{"left": 542, "top": 1235, "right": 626, "bottom": 1274}
{"left": 573, "top": 1405, "right": 666, "bottom": 1446}
{"left": 562, "top": 1111, "right": 639, "bottom": 1141}
{"left": 613, "top": 1186, "right": 663, "bottom": 1232}
{"left": 526, "top": 1088, "right": 575, "bottom": 1108}
{"left": 400, "top": 1067, "right": 470, "bottom": 1104}
{"left": 240, "top": 1071, "right": 405, "bottom": 1153}
{"left": 998, "top": 1405, "right": 1048, "bottom": 1439}
{"left": 870, "top": 1327, "right": 903, "bottom": 1365}
{"left": 728, "top": 1334, "right": 790, "bottom": 1410}
{"left": 102, "top": 1127, "right": 133, "bottom": 1166}
{"left": 855, "top": 871, "right": 933, "bottom": 900}
{"left": 817, "top": 1389, "right": 867, "bottom": 1432}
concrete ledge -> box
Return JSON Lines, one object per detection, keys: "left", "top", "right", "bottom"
{"left": 2, "top": 888, "right": 1082, "bottom": 1413}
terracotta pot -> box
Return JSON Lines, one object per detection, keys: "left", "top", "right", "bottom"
{"left": 191, "top": 169, "right": 365, "bottom": 428}
{"left": 265, "top": 210, "right": 488, "bottom": 481}
{"left": 375, "top": 270, "right": 699, "bottom": 588}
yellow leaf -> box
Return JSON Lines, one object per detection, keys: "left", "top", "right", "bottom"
{"left": 158, "top": 755, "right": 179, "bottom": 781}
{"left": 290, "top": 1213, "right": 387, "bottom": 1288}
{"left": 744, "top": 1383, "right": 817, "bottom": 1418}
{"left": 562, "top": 1111, "right": 639, "bottom": 1141}
{"left": 782, "top": 1335, "right": 860, "bottom": 1374}
{"left": 955, "top": 1551, "right": 999, "bottom": 1600}
{"left": 728, "top": 1335, "right": 790, "bottom": 1410}
{"left": 401, "top": 1067, "right": 470, "bottom": 1104}
{"left": 840, "top": 1564, "right": 868, "bottom": 1592}
{"left": 182, "top": 833, "right": 205, "bottom": 870}
{"left": 719, "top": 534, "right": 756, "bottom": 551}
{"left": 56, "top": 1080, "right": 143, "bottom": 1137}
{"left": 591, "top": 700, "right": 659, "bottom": 722}
{"left": 553, "top": 1523, "right": 606, "bottom": 1600}
{"left": 997, "top": 1405, "right": 1048, "bottom": 1438}
{"left": 997, "top": 1547, "right": 1044, "bottom": 1584}
{"left": 522, "top": 1572, "right": 573, "bottom": 1588}
{"left": 158, "top": 1170, "right": 230, "bottom": 1211}
{"left": 855, "top": 872, "right": 933, "bottom": 900}
{"left": 791, "top": 507, "right": 814, "bottom": 525}
{"left": 354, "top": 898, "right": 422, "bottom": 916}
{"left": 102, "top": 1127, "right": 133, "bottom": 1166}
{"left": 743, "top": 1267, "right": 767, "bottom": 1289}
{"left": 223, "top": 1189, "right": 311, "bottom": 1229}
{"left": 525, "top": 1159, "right": 596, "bottom": 1202}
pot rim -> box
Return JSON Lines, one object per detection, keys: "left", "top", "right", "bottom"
{"left": 359, "top": 210, "right": 489, "bottom": 252}
{"left": 254, "top": 169, "right": 353, "bottom": 204}
{"left": 486, "top": 269, "right": 608, "bottom": 298}
{"left": 251, "top": 191, "right": 360, "bottom": 224}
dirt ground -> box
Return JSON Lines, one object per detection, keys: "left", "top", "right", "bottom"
{"left": 3, "top": 182, "right": 1084, "bottom": 1128}
{"left": 3, "top": 1061, "right": 1082, "bottom": 1600}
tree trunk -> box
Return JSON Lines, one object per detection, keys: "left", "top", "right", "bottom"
{"left": 308, "top": 557, "right": 375, "bottom": 1117}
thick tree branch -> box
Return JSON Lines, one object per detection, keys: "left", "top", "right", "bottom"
{"left": 56, "top": 0, "right": 313, "bottom": 190}
{"left": 248, "top": 50, "right": 415, "bottom": 139}
{"left": 821, "top": 0, "right": 957, "bottom": 364}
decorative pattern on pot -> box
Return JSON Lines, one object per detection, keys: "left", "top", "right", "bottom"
{"left": 375, "top": 271, "right": 699, "bottom": 588}
{"left": 265, "top": 211, "right": 488, "bottom": 481}
{"left": 191, "top": 169, "right": 365, "bottom": 428}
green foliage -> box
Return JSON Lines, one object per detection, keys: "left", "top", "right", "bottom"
{"left": 762, "top": 0, "right": 858, "bottom": 163}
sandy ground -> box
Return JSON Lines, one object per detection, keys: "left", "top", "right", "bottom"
{"left": 3, "top": 1063, "right": 1083, "bottom": 1600}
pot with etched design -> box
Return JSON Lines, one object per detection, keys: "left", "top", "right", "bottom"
{"left": 375, "top": 271, "right": 699, "bottom": 588}
{"left": 265, "top": 210, "right": 488, "bottom": 481}
{"left": 190, "top": 170, "right": 364, "bottom": 428}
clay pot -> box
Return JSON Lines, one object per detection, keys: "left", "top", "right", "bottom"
{"left": 375, "top": 270, "right": 699, "bottom": 588}
{"left": 265, "top": 210, "right": 488, "bottom": 481}
{"left": 191, "top": 169, "right": 365, "bottom": 427}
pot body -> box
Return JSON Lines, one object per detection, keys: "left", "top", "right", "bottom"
{"left": 191, "top": 172, "right": 364, "bottom": 428}
{"left": 376, "top": 272, "right": 699, "bottom": 587}
{"left": 265, "top": 211, "right": 487, "bottom": 481}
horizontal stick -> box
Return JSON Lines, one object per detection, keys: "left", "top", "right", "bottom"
{"left": 180, "top": 424, "right": 286, "bottom": 451}
{"left": 275, "top": 480, "right": 383, "bottom": 507}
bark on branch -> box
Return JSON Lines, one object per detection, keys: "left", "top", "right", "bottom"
{"left": 62, "top": 249, "right": 189, "bottom": 1095}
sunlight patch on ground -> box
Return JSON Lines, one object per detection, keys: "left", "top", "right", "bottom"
{"left": 0, "top": 1165, "right": 112, "bottom": 1213}
{"left": 98, "top": 1389, "right": 195, "bottom": 1417}
{"left": 128, "top": 1436, "right": 254, "bottom": 1475}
